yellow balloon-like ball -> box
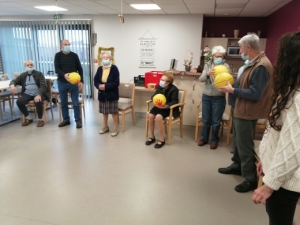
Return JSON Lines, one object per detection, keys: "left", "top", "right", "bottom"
{"left": 214, "top": 72, "right": 234, "bottom": 87}
{"left": 68, "top": 72, "right": 81, "bottom": 85}
{"left": 153, "top": 94, "right": 166, "bottom": 107}
{"left": 213, "top": 65, "right": 229, "bottom": 77}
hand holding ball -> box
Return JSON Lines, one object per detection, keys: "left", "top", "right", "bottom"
{"left": 68, "top": 72, "right": 81, "bottom": 85}
{"left": 153, "top": 94, "right": 166, "bottom": 107}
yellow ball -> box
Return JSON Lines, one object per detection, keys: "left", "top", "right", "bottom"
{"left": 214, "top": 72, "right": 234, "bottom": 87}
{"left": 153, "top": 94, "right": 166, "bottom": 107}
{"left": 69, "top": 72, "right": 81, "bottom": 85}
{"left": 213, "top": 65, "right": 229, "bottom": 77}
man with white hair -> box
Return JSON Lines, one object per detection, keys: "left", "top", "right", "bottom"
{"left": 217, "top": 34, "right": 273, "bottom": 193}
{"left": 10, "top": 60, "right": 49, "bottom": 127}
{"left": 54, "top": 39, "right": 83, "bottom": 129}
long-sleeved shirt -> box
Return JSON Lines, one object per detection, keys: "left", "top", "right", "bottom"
{"left": 259, "top": 91, "right": 300, "bottom": 192}
{"left": 54, "top": 51, "right": 83, "bottom": 83}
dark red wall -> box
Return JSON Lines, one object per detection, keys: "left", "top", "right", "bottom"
{"left": 266, "top": 0, "right": 300, "bottom": 64}
{"left": 202, "top": 17, "right": 267, "bottom": 38}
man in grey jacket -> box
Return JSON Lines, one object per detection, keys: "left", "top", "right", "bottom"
{"left": 10, "top": 60, "right": 49, "bottom": 127}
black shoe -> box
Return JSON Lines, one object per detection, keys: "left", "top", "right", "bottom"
{"left": 58, "top": 120, "right": 70, "bottom": 127}
{"left": 154, "top": 140, "right": 165, "bottom": 148}
{"left": 76, "top": 120, "right": 82, "bottom": 129}
{"left": 235, "top": 180, "right": 257, "bottom": 193}
{"left": 145, "top": 137, "right": 156, "bottom": 145}
{"left": 218, "top": 166, "right": 242, "bottom": 175}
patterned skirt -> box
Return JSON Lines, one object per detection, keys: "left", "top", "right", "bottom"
{"left": 99, "top": 100, "right": 119, "bottom": 114}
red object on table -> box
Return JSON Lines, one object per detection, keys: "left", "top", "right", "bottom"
{"left": 144, "top": 71, "right": 164, "bottom": 88}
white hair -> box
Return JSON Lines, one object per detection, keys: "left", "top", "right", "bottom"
{"left": 212, "top": 46, "right": 226, "bottom": 55}
{"left": 24, "top": 60, "right": 34, "bottom": 67}
{"left": 100, "top": 52, "right": 111, "bottom": 59}
{"left": 238, "top": 34, "right": 260, "bottom": 50}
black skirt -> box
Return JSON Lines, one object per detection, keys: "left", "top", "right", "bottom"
{"left": 149, "top": 107, "right": 170, "bottom": 119}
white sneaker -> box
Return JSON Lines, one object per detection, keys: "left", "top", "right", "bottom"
{"left": 99, "top": 127, "right": 109, "bottom": 134}
{"left": 111, "top": 130, "right": 119, "bottom": 137}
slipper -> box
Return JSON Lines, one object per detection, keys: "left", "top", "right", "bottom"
{"left": 145, "top": 137, "right": 156, "bottom": 145}
{"left": 154, "top": 140, "right": 165, "bottom": 148}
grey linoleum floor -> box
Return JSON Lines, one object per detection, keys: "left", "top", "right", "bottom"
{"left": 0, "top": 99, "right": 299, "bottom": 225}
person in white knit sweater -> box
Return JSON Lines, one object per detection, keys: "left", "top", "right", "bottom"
{"left": 252, "top": 31, "right": 300, "bottom": 225}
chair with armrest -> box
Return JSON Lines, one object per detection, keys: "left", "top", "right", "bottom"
{"left": 22, "top": 78, "right": 54, "bottom": 123}
{"left": 0, "top": 74, "right": 13, "bottom": 115}
{"left": 118, "top": 82, "right": 135, "bottom": 132}
{"left": 145, "top": 89, "right": 186, "bottom": 145}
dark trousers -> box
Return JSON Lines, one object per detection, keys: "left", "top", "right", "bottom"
{"left": 16, "top": 94, "right": 45, "bottom": 119}
{"left": 266, "top": 188, "right": 300, "bottom": 225}
{"left": 230, "top": 111, "right": 257, "bottom": 182}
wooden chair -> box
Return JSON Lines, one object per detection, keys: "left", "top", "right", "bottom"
{"left": 254, "top": 140, "right": 263, "bottom": 188}
{"left": 11, "top": 72, "right": 23, "bottom": 107}
{"left": 118, "top": 82, "right": 135, "bottom": 132}
{"left": 0, "top": 74, "right": 13, "bottom": 115}
{"left": 145, "top": 89, "right": 187, "bottom": 145}
{"left": 22, "top": 78, "right": 54, "bottom": 123}
{"left": 47, "top": 71, "right": 59, "bottom": 105}
{"left": 194, "top": 101, "right": 203, "bottom": 141}
{"left": 57, "top": 86, "right": 85, "bottom": 122}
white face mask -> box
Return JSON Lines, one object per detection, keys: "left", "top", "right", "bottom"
{"left": 159, "top": 80, "right": 166, "bottom": 88}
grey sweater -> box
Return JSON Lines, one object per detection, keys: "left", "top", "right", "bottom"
{"left": 199, "top": 60, "right": 230, "bottom": 96}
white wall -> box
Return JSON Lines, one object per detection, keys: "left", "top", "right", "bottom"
{"left": 91, "top": 14, "right": 203, "bottom": 83}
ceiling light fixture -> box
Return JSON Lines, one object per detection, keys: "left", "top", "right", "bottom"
{"left": 130, "top": 4, "right": 161, "bottom": 10}
{"left": 34, "top": 6, "right": 67, "bottom": 11}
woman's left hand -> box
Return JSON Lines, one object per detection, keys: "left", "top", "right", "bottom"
{"left": 99, "top": 84, "right": 105, "bottom": 90}
{"left": 252, "top": 185, "right": 274, "bottom": 205}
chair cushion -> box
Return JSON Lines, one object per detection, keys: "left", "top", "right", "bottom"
{"left": 118, "top": 102, "right": 132, "bottom": 110}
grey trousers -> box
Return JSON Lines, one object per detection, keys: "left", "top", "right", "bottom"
{"left": 230, "top": 113, "right": 258, "bottom": 183}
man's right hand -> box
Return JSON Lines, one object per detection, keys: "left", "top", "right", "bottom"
{"left": 64, "top": 73, "right": 70, "bottom": 82}
{"left": 10, "top": 85, "right": 16, "bottom": 94}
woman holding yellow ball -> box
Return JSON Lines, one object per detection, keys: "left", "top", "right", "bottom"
{"left": 198, "top": 46, "right": 230, "bottom": 149}
{"left": 146, "top": 72, "right": 180, "bottom": 148}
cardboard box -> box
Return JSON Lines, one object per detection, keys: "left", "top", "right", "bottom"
{"left": 147, "top": 83, "right": 156, "bottom": 90}
{"left": 144, "top": 71, "right": 163, "bottom": 89}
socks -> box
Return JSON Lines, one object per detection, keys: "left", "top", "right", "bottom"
{"left": 26, "top": 115, "right": 32, "bottom": 120}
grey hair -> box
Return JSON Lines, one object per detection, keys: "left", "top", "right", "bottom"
{"left": 238, "top": 34, "right": 260, "bottom": 50}
{"left": 212, "top": 46, "right": 226, "bottom": 55}
{"left": 100, "top": 52, "right": 111, "bottom": 59}
{"left": 24, "top": 60, "right": 34, "bottom": 67}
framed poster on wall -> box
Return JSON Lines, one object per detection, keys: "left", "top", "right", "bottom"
{"left": 98, "top": 46, "right": 115, "bottom": 67}
{"left": 139, "top": 39, "right": 156, "bottom": 68}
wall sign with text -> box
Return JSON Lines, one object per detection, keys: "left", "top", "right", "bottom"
{"left": 139, "top": 39, "right": 156, "bottom": 68}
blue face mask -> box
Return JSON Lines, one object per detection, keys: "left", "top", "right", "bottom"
{"left": 63, "top": 46, "right": 71, "bottom": 53}
{"left": 25, "top": 67, "right": 35, "bottom": 72}
{"left": 102, "top": 59, "right": 110, "bottom": 66}
{"left": 241, "top": 53, "right": 249, "bottom": 61}
{"left": 159, "top": 80, "right": 166, "bottom": 88}
{"left": 214, "top": 58, "right": 223, "bottom": 65}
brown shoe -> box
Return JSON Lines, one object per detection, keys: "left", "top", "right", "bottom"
{"left": 58, "top": 120, "right": 70, "bottom": 127}
{"left": 37, "top": 120, "right": 45, "bottom": 127}
{"left": 198, "top": 139, "right": 208, "bottom": 146}
{"left": 76, "top": 120, "right": 82, "bottom": 129}
{"left": 210, "top": 143, "right": 218, "bottom": 149}
{"left": 22, "top": 119, "right": 33, "bottom": 126}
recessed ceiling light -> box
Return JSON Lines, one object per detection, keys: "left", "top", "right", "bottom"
{"left": 130, "top": 4, "right": 161, "bottom": 10}
{"left": 34, "top": 6, "right": 68, "bottom": 11}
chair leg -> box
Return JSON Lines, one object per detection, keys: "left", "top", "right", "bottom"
{"left": 167, "top": 124, "right": 172, "bottom": 145}
{"left": 180, "top": 121, "right": 183, "bottom": 138}
{"left": 122, "top": 112, "right": 125, "bottom": 132}
{"left": 220, "top": 121, "right": 224, "bottom": 137}
{"left": 145, "top": 116, "right": 149, "bottom": 137}
{"left": 131, "top": 109, "right": 135, "bottom": 126}
{"left": 195, "top": 123, "right": 199, "bottom": 142}
{"left": 8, "top": 97, "right": 13, "bottom": 115}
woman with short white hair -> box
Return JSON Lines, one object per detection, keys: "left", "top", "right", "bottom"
{"left": 94, "top": 52, "right": 120, "bottom": 137}
{"left": 198, "top": 45, "right": 230, "bottom": 149}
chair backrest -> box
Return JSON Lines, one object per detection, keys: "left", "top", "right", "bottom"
{"left": 13, "top": 72, "right": 23, "bottom": 79}
{"left": 119, "top": 82, "right": 135, "bottom": 103}
{"left": 178, "top": 89, "right": 186, "bottom": 115}
{"left": 0, "top": 74, "right": 9, "bottom": 81}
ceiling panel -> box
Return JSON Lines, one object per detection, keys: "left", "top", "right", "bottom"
{"left": 0, "top": 0, "right": 293, "bottom": 16}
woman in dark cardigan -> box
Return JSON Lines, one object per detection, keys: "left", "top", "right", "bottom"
{"left": 94, "top": 52, "right": 120, "bottom": 137}
{"left": 146, "top": 72, "right": 180, "bottom": 148}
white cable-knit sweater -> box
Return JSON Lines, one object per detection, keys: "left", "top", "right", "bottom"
{"left": 259, "top": 91, "right": 300, "bottom": 192}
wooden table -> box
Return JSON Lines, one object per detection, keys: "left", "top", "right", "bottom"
{"left": 0, "top": 80, "right": 20, "bottom": 125}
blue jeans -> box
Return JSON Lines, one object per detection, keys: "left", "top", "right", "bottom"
{"left": 58, "top": 81, "right": 81, "bottom": 122}
{"left": 201, "top": 94, "right": 226, "bottom": 144}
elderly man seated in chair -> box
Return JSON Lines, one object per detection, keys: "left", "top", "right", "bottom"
{"left": 10, "top": 60, "right": 49, "bottom": 127}
{"left": 145, "top": 72, "right": 180, "bottom": 148}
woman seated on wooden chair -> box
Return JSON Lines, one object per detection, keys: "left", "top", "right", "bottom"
{"left": 146, "top": 72, "right": 180, "bottom": 148}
